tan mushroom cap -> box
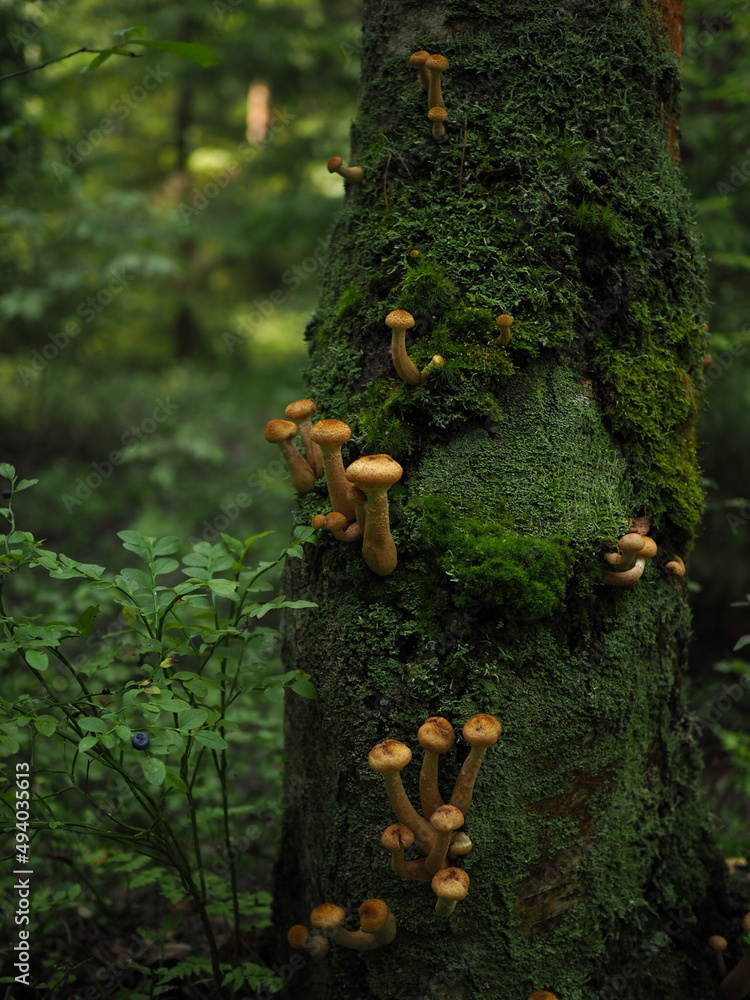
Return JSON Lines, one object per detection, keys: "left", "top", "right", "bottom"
{"left": 369, "top": 739, "right": 412, "bottom": 773}
{"left": 619, "top": 533, "right": 646, "bottom": 554}
{"left": 410, "top": 50, "right": 430, "bottom": 67}
{"left": 708, "top": 935, "right": 728, "bottom": 951}
{"left": 385, "top": 309, "right": 415, "bottom": 332}
{"left": 359, "top": 899, "right": 390, "bottom": 933}
{"left": 528, "top": 993, "right": 559, "bottom": 1000}
{"left": 327, "top": 156, "right": 344, "bottom": 173}
{"left": 430, "top": 804, "right": 464, "bottom": 833}
{"left": 264, "top": 419, "right": 298, "bottom": 444}
{"left": 496, "top": 313, "right": 514, "bottom": 328}
{"left": 425, "top": 54, "right": 449, "bottom": 72}
{"left": 325, "top": 512, "right": 348, "bottom": 532}
{"left": 381, "top": 823, "right": 415, "bottom": 851}
{"left": 310, "top": 418, "right": 352, "bottom": 447}
{"left": 310, "top": 903, "right": 346, "bottom": 930}
{"left": 287, "top": 925, "right": 311, "bottom": 948}
{"left": 418, "top": 716, "right": 455, "bottom": 754}
{"left": 285, "top": 398, "right": 317, "bottom": 422}
{"left": 640, "top": 536, "right": 658, "bottom": 558}
{"left": 346, "top": 454, "right": 403, "bottom": 491}
{"left": 428, "top": 106, "right": 447, "bottom": 123}
{"left": 448, "top": 831, "right": 473, "bottom": 856}
{"left": 311, "top": 514, "right": 327, "bottom": 529}
{"left": 431, "top": 866, "right": 469, "bottom": 900}
{"left": 462, "top": 713, "right": 502, "bottom": 747}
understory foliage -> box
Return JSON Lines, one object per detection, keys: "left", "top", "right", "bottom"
{"left": 0, "top": 465, "right": 317, "bottom": 998}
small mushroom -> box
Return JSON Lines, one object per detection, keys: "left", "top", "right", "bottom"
{"left": 425, "top": 54, "right": 449, "bottom": 109}
{"left": 359, "top": 899, "right": 397, "bottom": 946}
{"left": 381, "top": 823, "right": 431, "bottom": 881}
{"left": 450, "top": 713, "right": 502, "bottom": 816}
{"left": 309, "top": 419, "right": 356, "bottom": 522}
{"left": 410, "top": 50, "right": 430, "bottom": 90}
{"left": 665, "top": 555, "right": 686, "bottom": 577}
{"left": 604, "top": 534, "right": 657, "bottom": 589}
{"left": 327, "top": 156, "right": 364, "bottom": 184}
{"left": 703, "top": 354, "right": 714, "bottom": 370}
{"left": 346, "top": 454, "right": 403, "bottom": 576}
{"left": 431, "top": 866, "right": 469, "bottom": 917}
{"left": 284, "top": 399, "right": 324, "bottom": 478}
{"left": 604, "top": 532, "right": 645, "bottom": 571}
{"left": 603, "top": 559, "right": 646, "bottom": 588}
{"left": 313, "top": 511, "right": 362, "bottom": 544}
{"left": 287, "top": 924, "right": 330, "bottom": 960}
{"left": 417, "top": 716, "right": 455, "bottom": 817}
{"left": 310, "top": 903, "right": 380, "bottom": 951}
{"left": 528, "top": 993, "right": 559, "bottom": 1000}
{"left": 425, "top": 805, "right": 465, "bottom": 876}
{"left": 708, "top": 935, "right": 729, "bottom": 980}
{"left": 496, "top": 313, "right": 513, "bottom": 347}
{"left": 264, "top": 419, "right": 316, "bottom": 493}
{"left": 369, "top": 740, "right": 434, "bottom": 848}
{"left": 385, "top": 309, "right": 423, "bottom": 385}
{"left": 719, "top": 913, "right": 750, "bottom": 1000}
{"left": 448, "top": 831, "right": 473, "bottom": 857}
{"left": 428, "top": 106, "right": 447, "bottom": 140}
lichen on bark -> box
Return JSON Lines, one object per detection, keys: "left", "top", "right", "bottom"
{"left": 272, "top": 2, "right": 725, "bottom": 998}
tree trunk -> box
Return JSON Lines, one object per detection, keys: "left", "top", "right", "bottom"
{"left": 272, "top": 2, "right": 727, "bottom": 997}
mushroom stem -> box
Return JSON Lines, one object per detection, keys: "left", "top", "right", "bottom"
{"left": 603, "top": 557, "right": 646, "bottom": 589}
{"left": 425, "top": 54, "right": 449, "bottom": 109}
{"left": 418, "top": 716, "right": 455, "bottom": 817}
{"left": 310, "top": 420, "right": 356, "bottom": 522}
{"left": 264, "top": 420, "right": 316, "bottom": 493}
{"left": 369, "top": 741, "right": 435, "bottom": 848}
{"left": 391, "top": 327, "right": 425, "bottom": 385}
{"left": 285, "top": 400, "right": 324, "bottom": 478}
{"left": 310, "top": 903, "right": 382, "bottom": 952}
{"left": 348, "top": 485, "right": 367, "bottom": 534}
{"left": 346, "top": 455, "right": 403, "bottom": 577}
{"left": 449, "top": 714, "right": 502, "bottom": 816}
{"left": 327, "top": 156, "right": 364, "bottom": 183}
{"left": 410, "top": 50, "right": 430, "bottom": 90}
{"left": 425, "top": 805, "right": 464, "bottom": 876}
{"left": 709, "top": 936, "right": 729, "bottom": 980}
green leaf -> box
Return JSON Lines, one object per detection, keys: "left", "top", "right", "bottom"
{"left": 181, "top": 676, "right": 208, "bottom": 699}
{"left": 115, "top": 725, "right": 132, "bottom": 742}
{"left": 15, "top": 479, "right": 38, "bottom": 492}
{"left": 220, "top": 533, "right": 244, "bottom": 558}
{"left": 78, "top": 717, "right": 108, "bottom": 733}
{"left": 140, "top": 756, "right": 166, "bottom": 786}
{"left": 34, "top": 714, "right": 57, "bottom": 736}
{"left": 734, "top": 635, "right": 750, "bottom": 652}
{"left": 207, "top": 579, "right": 239, "bottom": 599}
{"left": 0, "top": 464, "right": 16, "bottom": 480}
{"left": 152, "top": 558, "right": 179, "bottom": 577}
{"left": 193, "top": 730, "right": 228, "bottom": 750}
{"left": 83, "top": 51, "right": 114, "bottom": 72}
{"left": 78, "top": 735, "right": 98, "bottom": 753}
{"left": 179, "top": 708, "right": 208, "bottom": 730}
{"left": 264, "top": 686, "right": 285, "bottom": 704}
{"left": 25, "top": 649, "right": 48, "bottom": 671}
{"left": 76, "top": 605, "right": 100, "bottom": 637}
{"left": 133, "top": 39, "right": 220, "bottom": 68}
{"left": 118, "top": 529, "right": 150, "bottom": 547}
{"left": 113, "top": 25, "right": 147, "bottom": 40}
{"left": 15, "top": 624, "right": 62, "bottom": 647}
{"left": 153, "top": 537, "right": 181, "bottom": 556}
{"left": 291, "top": 677, "right": 317, "bottom": 700}
{"left": 164, "top": 768, "right": 188, "bottom": 793}
{"left": 120, "top": 568, "right": 152, "bottom": 591}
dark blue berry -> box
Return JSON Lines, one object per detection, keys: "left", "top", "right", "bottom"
{"left": 131, "top": 731, "right": 150, "bottom": 750}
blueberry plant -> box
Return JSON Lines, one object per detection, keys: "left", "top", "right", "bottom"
{"left": 0, "top": 463, "right": 316, "bottom": 998}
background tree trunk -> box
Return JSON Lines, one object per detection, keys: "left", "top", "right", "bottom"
{"left": 272, "top": 1, "right": 729, "bottom": 997}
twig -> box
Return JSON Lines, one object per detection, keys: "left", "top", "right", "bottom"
{"left": 384, "top": 153, "right": 392, "bottom": 212}
{"left": 459, "top": 111, "right": 468, "bottom": 197}
{"left": 0, "top": 45, "right": 137, "bottom": 82}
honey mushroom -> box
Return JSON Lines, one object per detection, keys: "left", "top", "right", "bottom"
{"left": 424, "top": 804, "right": 465, "bottom": 875}
{"left": 310, "top": 903, "right": 381, "bottom": 951}
{"left": 368, "top": 740, "right": 435, "bottom": 849}
{"left": 428, "top": 106, "right": 447, "bottom": 140}
{"left": 346, "top": 454, "right": 403, "bottom": 576}
{"left": 381, "top": 823, "right": 431, "bottom": 881}
{"left": 264, "top": 419, "right": 316, "bottom": 493}
{"left": 496, "top": 313, "right": 513, "bottom": 347}
{"left": 309, "top": 419, "right": 357, "bottom": 522}
{"left": 284, "top": 398, "right": 323, "bottom": 478}
{"left": 417, "top": 716, "right": 455, "bottom": 817}
{"left": 409, "top": 49, "right": 430, "bottom": 90}
{"left": 450, "top": 713, "right": 502, "bottom": 816}
{"left": 425, "top": 54, "right": 449, "bottom": 109}
{"left": 287, "top": 924, "right": 330, "bottom": 960}
{"left": 327, "top": 156, "right": 364, "bottom": 184}
{"left": 431, "top": 866, "right": 469, "bottom": 917}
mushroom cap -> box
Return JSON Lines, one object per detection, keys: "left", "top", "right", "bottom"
{"left": 430, "top": 804, "right": 464, "bottom": 833}
{"left": 743, "top": 911, "right": 750, "bottom": 934}
{"left": 311, "top": 514, "right": 327, "bottom": 529}
{"left": 448, "top": 831, "right": 473, "bottom": 856}
{"left": 287, "top": 924, "right": 311, "bottom": 948}
{"left": 309, "top": 418, "right": 352, "bottom": 447}
{"left": 425, "top": 54, "right": 449, "bottom": 72}
{"left": 285, "top": 398, "right": 317, "bottom": 422}
{"left": 385, "top": 309, "right": 415, "bottom": 332}
{"left": 640, "top": 536, "right": 658, "bottom": 559}
{"left": 310, "top": 903, "right": 346, "bottom": 930}
{"left": 665, "top": 556, "right": 685, "bottom": 576}
{"left": 325, "top": 512, "right": 348, "bottom": 532}
{"left": 264, "top": 418, "right": 298, "bottom": 444}
{"left": 528, "top": 993, "right": 559, "bottom": 1000}
{"left": 418, "top": 716, "right": 455, "bottom": 754}
{"left": 381, "top": 823, "right": 415, "bottom": 851}
{"left": 347, "top": 484, "right": 367, "bottom": 503}
{"left": 618, "top": 532, "right": 646, "bottom": 554}
{"left": 462, "top": 713, "right": 502, "bottom": 747}
{"left": 428, "top": 106, "right": 447, "bottom": 123}
{"left": 430, "top": 354, "right": 445, "bottom": 366}
{"left": 327, "top": 155, "right": 343, "bottom": 173}
{"left": 409, "top": 49, "right": 430, "bottom": 66}
{"left": 431, "top": 867, "right": 469, "bottom": 900}
{"left": 496, "top": 313, "right": 514, "bottom": 328}
{"left": 369, "top": 739, "right": 412, "bottom": 773}
{"left": 708, "top": 935, "right": 728, "bottom": 951}
{"left": 359, "top": 898, "right": 390, "bottom": 933}
{"left": 346, "top": 454, "right": 403, "bottom": 492}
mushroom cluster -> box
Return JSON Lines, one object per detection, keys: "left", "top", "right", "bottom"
{"left": 707, "top": 912, "right": 750, "bottom": 999}
{"left": 264, "top": 399, "right": 324, "bottom": 492}
{"left": 289, "top": 899, "right": 397, "bottom": 956}
{"left": 385, "top": 310, "right": 444, "bottom": 386}
{"left": 603, "top": 528, "right": 658, "bottom": 589}
{"left": 309, "top": 417, "right": 404, "bottom": 576}
{"left": 410, "top": 50, "right": 450, "bottom": 141}
{"left": 370, "top": 713, "right": 502, "bottom": 916}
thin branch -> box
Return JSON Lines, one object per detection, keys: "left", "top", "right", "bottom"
{"left": 0, "top": 45, "right": 137, "bottom": 83}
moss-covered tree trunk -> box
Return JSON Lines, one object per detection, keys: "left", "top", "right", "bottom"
{"left": 272, "top": 2, "right": 727, "bottom": 997}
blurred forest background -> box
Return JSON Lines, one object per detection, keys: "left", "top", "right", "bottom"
{"left": 0, "top": 0, "right": 749, "bottom": 989}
